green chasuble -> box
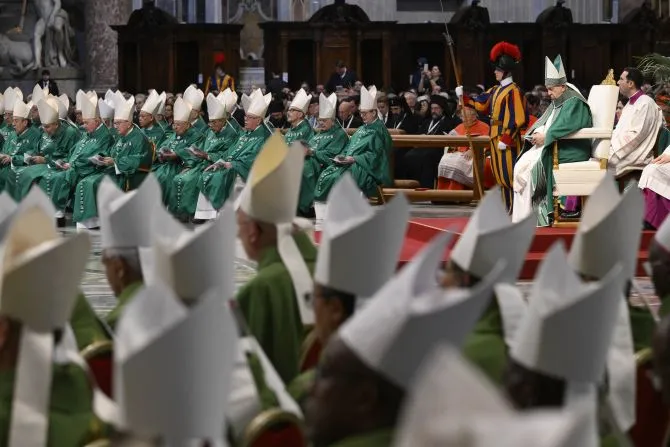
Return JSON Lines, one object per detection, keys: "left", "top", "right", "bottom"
{"left": 72, "top": 130, "right": 116, "bottom": 224}
{"left": 0, "top": 121, "right": 12, "bottom": 141}
{"left": 310, "top": 125, "right": 349, "bottom": 169}
{"left": 199, "top": 124, "right": 271, "bottom": 210}
{"left": 287, "top": 368, "right": 315, "bottom": 408}
{"left": 286, "top": 120, "right": 317, "bottom": 214}
{"left": 5, "top": 125, "right": 41, "bottom": 201}
{"left": 156, "top": 119, "right": 170, "bottom": 133}
{"left": 169, "top": 122, "right": 238, "bottom": 216}
{"left": 462, "top": 299, "right": 508, "bottom": 385}
{"left": 236, "top": 231, "right": 317, "bottom": 384}
{"left": 70, "top": 292, "right": 111, "bottom": 350}
{"left": 0, "top": 126, "right": 16, "bottom": 193}
{"left": 153, "top": 127, "right": 202, "bottom": 205}
{"left": 328, "top": 430, "right": 394, "bottom": 447}
{"left": 523, "top": 89, "right": 592, "bottom": 226}
{"left": 629, "top": 294, "right": 670, "bottom": 351}
{"left": 314, "top": 118, "right": 392, "bottom": 201}
{"left": 0, "top": 364, "right": 104, "bottom": 446}
{"left": 192, "top": 116, "right": 208, "bottom": 135}
{"left": 41, "top": 124, "right": 114, "bottom": 213}
{"left": 228, "top": 118, "right": 242, "bottom": 134}
{"left": 109, "top": 125, "right": 153, "bottom": 191}
{"left": 105, "top": 281, "right": 143, "bottom": 331}
{"left": 141, "top": 124, "right": 165, "bottom": 150}
{"left": 12, "top": 123, "right": 79, "bottom": 201}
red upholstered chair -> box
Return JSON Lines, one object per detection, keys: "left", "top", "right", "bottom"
{"left": 81, "top": 340, "right": 114, "bottom": 398}
{"left": 299, "top": 329, "right": 322, "bottom": 373}
{"left": 629, "top": 348, "right": 670, "bottom": 447}
{"left": 243, "top": 409, "right": 307, "bottom": 447}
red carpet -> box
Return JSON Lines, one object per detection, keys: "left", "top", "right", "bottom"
{"left": 402, "top": 217, "right": 655, "bottom": 280}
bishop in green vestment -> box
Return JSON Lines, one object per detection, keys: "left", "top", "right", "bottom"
{"left": 310, "top": 122, "right": 349, "bottom": 170}
{"left": 138, "top": 92, "right": 166, "bottom": 150}
{"left": 0, "top": 121, "right": 15, "bottom": 192}
{"left": 198, "top": 122, "right": 271, "bottom": 211}
{"left": 314, "top": 117, "right": 391, "bottom": 201}
{"left": 153, "top": 98, "right": 204, "bottom": 205}
{"left": 169, "top": 113, "right": 238, "bottom": 218}
{"left": 41, "top": 121, "right": 114, "bottom": 215}
{"left": 70, "top": 292, "right": 111, "bottom": 350}
{"left": 13, "top": 107, "right": 79, "bottom": 202}
{"left": 0, "top": 364, "right": 105, "bottom": 446}
{"left": 285, "top": 91, "right": 318, "bottom": 215}
{"left": 512, "top": 55, "right": 592, "bottom": 226}
{"left": 4, "top": 115, "right": 41, "bottom": 201}
{"left": 237, "top": 231, "right": 317, "bottom": 384}
{"left": 73, "top": 108, "right": 152, "bottom": 227}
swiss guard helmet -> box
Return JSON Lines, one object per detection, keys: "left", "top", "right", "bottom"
{"left": 490, "top": 41, "right": 522, "bottom": 72}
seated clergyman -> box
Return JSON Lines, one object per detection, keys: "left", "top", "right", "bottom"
{"left": 313, "top": 85, "right": 392, "bottom": 212}
{"left": 511, "top": 55, "right": 592, "bottom": 226}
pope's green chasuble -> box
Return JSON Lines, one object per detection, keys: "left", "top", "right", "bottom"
{"left": 169, "top": 122, "right": 239, "bottom": 216}
{"left": 41, "top": 124, "right": 113, "bottom": 213}
{"left": 236, "top": 231, "right": 317, "bottom": 385}
{"left": 521, "top": 89, "right": 592, "bottom": 226}
{"left": 315, "top": 118, "right": 391, "bottom": 201}
{"left": 152, "top": 127, "right": 203, "bottom": 204}
{"left": 199, "top": 124, "right": 271, "bottom": 210}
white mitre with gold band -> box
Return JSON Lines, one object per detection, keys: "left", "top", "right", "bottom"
{"left": 115, "top": 282, "right": 237, "bottom": 444}
{"left": 510, "top": 241, "right": 626, "bottom": 446}
{"left": 339, "top": 231, "right": 506, "bottom": 389}
{"left": 236, "top": 132, "right": 313, "bottom": 323}
{"left": 315, "top": 173, "right": 410, "bottom": 298}
{"left": 0, "top": 204, "right": 90, "bottom": 447}
{"left": 395, "top": 345, "right": 592, "bottom": 447}
{"left": 567, "top": 173, "right": 640, "bottom": 432}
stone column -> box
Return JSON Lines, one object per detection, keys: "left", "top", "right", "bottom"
{"left": 85, "top": 0, "right": 133, "bottom": 91}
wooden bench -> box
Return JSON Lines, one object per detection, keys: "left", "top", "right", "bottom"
{"left": 386, "top": 135, "right": 491, "bottom": 203}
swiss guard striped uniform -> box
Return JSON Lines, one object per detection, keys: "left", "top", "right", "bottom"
{"left": 473, "top": 41, "right": 527, "bottom": 213}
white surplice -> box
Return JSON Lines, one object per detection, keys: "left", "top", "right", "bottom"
{"left": 639, "top": 145, "right": 670, "bottom": 200}
{"left": 608, "top": 94, "right": 663, "bottom": 178}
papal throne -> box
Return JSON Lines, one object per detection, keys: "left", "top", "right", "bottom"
{"left": 551, "top": 70, "right": 619, "bottom": 225}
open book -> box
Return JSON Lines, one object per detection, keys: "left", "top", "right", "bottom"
{"left": 88, "top": 155, "right": 105, "bottom": 166}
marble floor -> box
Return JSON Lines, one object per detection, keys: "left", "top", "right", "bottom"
{"left": 71, "top": 203, "right": 659, "bottom": 316}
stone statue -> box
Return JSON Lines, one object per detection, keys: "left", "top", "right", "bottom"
{"left": 0, "top": 35, "right": 34, "bottom": 76}
{"left": 32, "top": 0, "right": 76, "bottom": 68}
{"left": 536, "top": 0, "right": 574, "bottom": 28}
{"left": 2, "top": 0, "right": 76, "bottom": 73}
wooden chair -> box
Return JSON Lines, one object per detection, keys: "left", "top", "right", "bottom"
{"left": 551, "top": 71, "right": 619, "bottom": 226}
{"left": 299, "top": 329, "right": 322, "bottom": 373}
{"left": 628, "top": 348, "right": 670, "bottom": 447}
{"left": 243, "top": 408, "right": 307, "bottom": 447}
{"left": 81, "top": 340, "right": 114, "bottom": 398}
